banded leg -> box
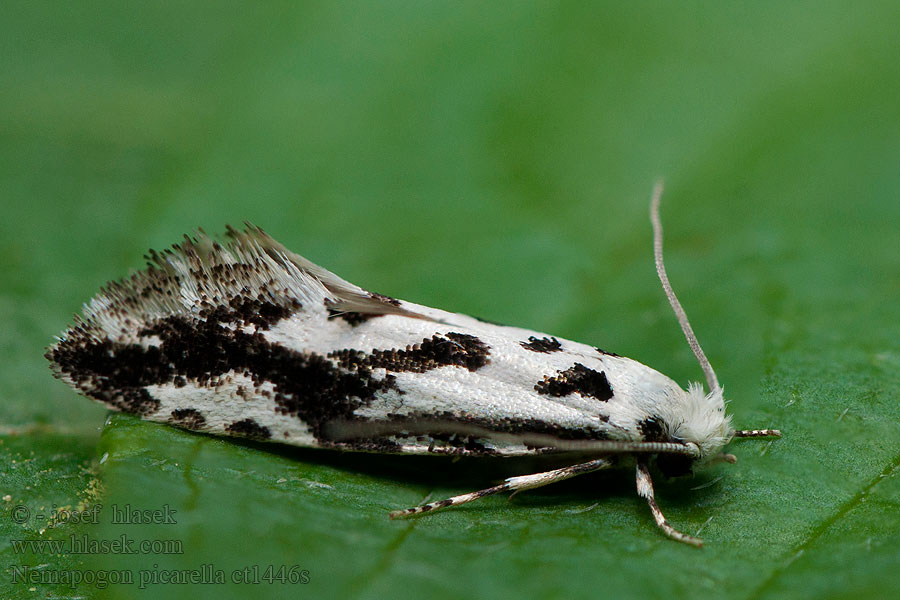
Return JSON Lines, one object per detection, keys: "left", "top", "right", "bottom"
{"left": 635, "top": 459, "right": 703, "bottom": 547}
{"left": 733, "top": 429, "right": 781, "bottom": 438}
{"left": 389, "top": 458, "right": 613, "bottom": 518}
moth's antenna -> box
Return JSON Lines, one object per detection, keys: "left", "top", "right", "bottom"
{"left": 650, "top": 181, "right": 720, "bottom": 393}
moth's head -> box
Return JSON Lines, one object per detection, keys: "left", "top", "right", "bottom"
{"left": 656, "top": 383, "right": 733, "bottom": 477}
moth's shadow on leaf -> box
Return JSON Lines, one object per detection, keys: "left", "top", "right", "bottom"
{"left": 225, "top": 434, "right": 716, "bottom": 506}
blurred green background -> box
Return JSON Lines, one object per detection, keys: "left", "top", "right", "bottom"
{"left": 2, "top": 2, "right": 900, "bottom": 599}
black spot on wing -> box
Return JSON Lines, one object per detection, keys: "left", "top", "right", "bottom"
{"left": 339, "top": 439, "right": 402, "bottom": 452}
{"left": 534, "top": 363, "right": 613, "bottom": 401}
{"left": 118, "top": 389, "right": 160, "bottom": 415}
{"left": 371, "top": 292, "right": 401, "bottom": 306}
{"left": 49, "top": 313, "right": 398, "bottom": 444}
{"left": 50, "top": 315, "right": 496, "bottom": 450}
{"left": 520, "top": 336, "right": 562, "bottom": 353}
{"left": 637, "top": 416, "right": 668, "bottom": 442}
{"left": 146, "top": 316, "right": 402, "bottom": 443}
{"left": 327, "top": 309, "right": 381, "bottom": 326}
{"left": 226, "top": 418, "right": 271, "bottom": 439}
{"left": 417, "top": 431, "right": 495, "bottom": 455}
{"left": 330, "top": 332, "right": 490, "bottom": 373}
{"left": 200, "top": 296, "right": 300, "bottom": 331}
{"left": 46, "top": 340, "right": 162, "bottom": 415}
{"left": 595, "top": 347, "right": 621, "bottom": 357}
{"left": 170, "top": 408, "right": 205, "bottom": 430}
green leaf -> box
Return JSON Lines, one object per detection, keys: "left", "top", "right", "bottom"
{"left": 3, "top": 2, "right": 900, "bottom": 599}
{"left": 0, "top": 433, "right": 101, "bottom": 598}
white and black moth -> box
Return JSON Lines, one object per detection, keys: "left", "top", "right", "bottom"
{"left": 47, "top": 183, "right": 779, "bottom": 547}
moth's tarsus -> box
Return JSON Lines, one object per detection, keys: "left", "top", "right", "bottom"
{"left": 635, "top": 459, "right": 703, "bottom": 547}
{"left": 716, "top": 453, "right": 738, "bottom": 465}
{"left": 732, "top": 429, "right": 782, "bottom": 438}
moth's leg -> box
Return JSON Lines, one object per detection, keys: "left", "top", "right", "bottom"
{"left": 732, "top": 429, "right": 781, "bottom": 438}
{"left": 712, "top": 452, "right": 737, "bottom": 465}
{"left": 635, "top": 459, "right": 703, "bottom": 547}
{"left": 389, "top": 458, "right": 613, "bottom": 518}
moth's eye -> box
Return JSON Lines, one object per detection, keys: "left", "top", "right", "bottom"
{"left": 656, "top": 453, "right": 693, "bottom": 478}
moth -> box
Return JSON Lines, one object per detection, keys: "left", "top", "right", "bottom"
{"left": 47, "top": 183, "right": 779, "bottom": 546}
